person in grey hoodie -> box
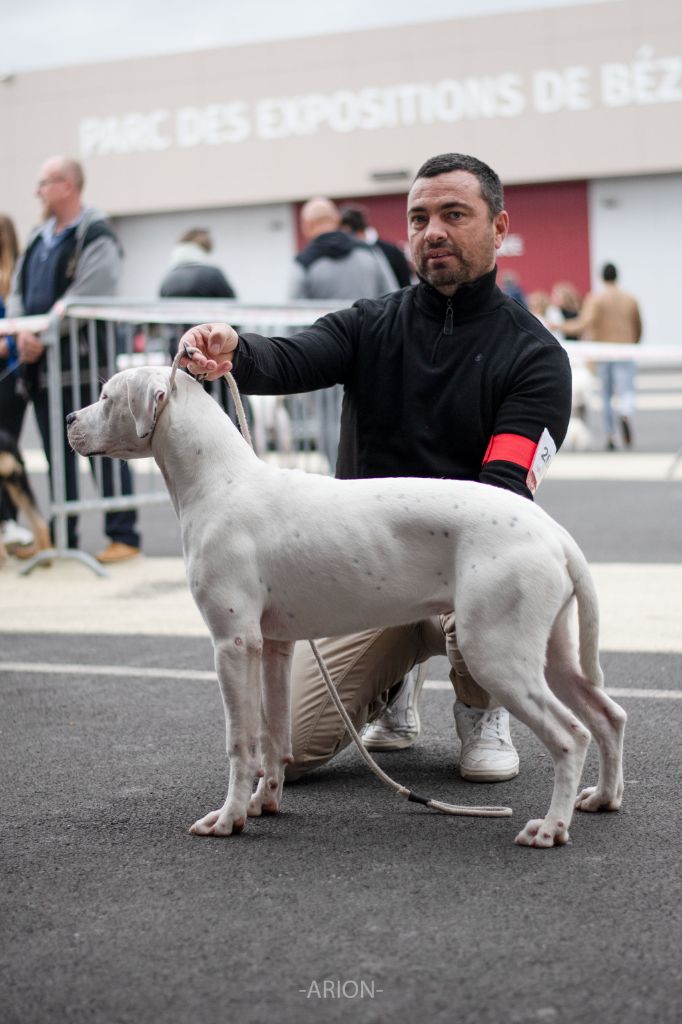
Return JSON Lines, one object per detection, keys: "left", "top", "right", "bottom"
{"left": 7, "top": 155, "right": 141, "bottom": 563}
{"left": 288, "top": 197, "right": 396, "bottom": 300}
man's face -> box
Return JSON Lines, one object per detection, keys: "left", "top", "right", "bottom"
{"left": 407, "top": 170, "right": 508, "bottom": 295}
{"left": 36, "top": 160, "right": 71, "bottom": 220}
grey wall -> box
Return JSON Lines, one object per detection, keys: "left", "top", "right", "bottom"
{"left": 111, "top": 202, "right": 296, "bottom": 303}
{"left": 588, "top": 173, "right": 682, "bottom": 345}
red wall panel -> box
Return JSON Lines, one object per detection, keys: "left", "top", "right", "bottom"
{"left": 499, "top": 181, "right": 591, "bottom": 298}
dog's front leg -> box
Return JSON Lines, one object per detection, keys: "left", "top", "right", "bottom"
{"left": 190, "top": 628, "right": 263, "bottom": 837}
{"left": 248, "top": 638, "right": 295, "bottom": 817}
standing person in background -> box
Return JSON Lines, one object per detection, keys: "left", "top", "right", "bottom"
{"left": 159, "top": 226, "right": 251, "bottom": 434}
{"left": 550, "top": 281, "right": 583, "bottom": 340}
{"left": 159, "top": 228, "right": 236, "bottom": 300}
{"left": 552, "top": 263, "right": 642, "bottom": 450}
{"left": 340, "top": 204, "right": 412, "bottom": 288}
{"left": 6, "top": 156, "right": 141, "bottom": 563}
{"left": 178, "top": 152, "right": 572, "bottom": 785}
{"left": 529, "top": 289, "right": 594, "bottom": 449}
{"left": 0, "top": 214, "right": 34, "bottom": 554}
{"left": 527, "top": 291, "right": 555, "bottom": 333}
{"left": 499, "top": 269, "right": 527, "bottom": 308}
{"left": 289, "top": 197, "right": 396, "bottom": 300}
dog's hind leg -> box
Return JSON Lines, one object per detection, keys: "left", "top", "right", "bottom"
{"left": 505, "top": 685, "right": 591, "bottom": 847}
{"left": 248, "top": 638, "right": 295, "bottom": 817}
{"left": 457, "top": 588, "right": 592, "bottom": 848}
{"left": 545, "top": 602, "right": 626, "bottom": 814}
{"left": 190, "top": 626, "right": 263, "bottom": 837}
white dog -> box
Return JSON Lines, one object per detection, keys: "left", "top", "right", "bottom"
{"left": 67, "top": 367, "right": 626, "bottom": 848}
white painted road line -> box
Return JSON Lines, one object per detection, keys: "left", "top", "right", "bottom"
{"left": 636, "top": 372, "right": 682, "bottom": 390}
{"left": 422, "top": 680, "right": 681, "bottom": 700}
{"left": 589, "top": 393, "right": 682, "bottom": 411}
{"left": 0, "top": 661, "right": 679, "bottom": 700}
{"left": 0, "top": 661, "right": 215, "bottom": 681}
{"left": 547, "top": 453, "right": 682, "bottom": 481}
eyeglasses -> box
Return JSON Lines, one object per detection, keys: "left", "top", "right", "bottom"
{"left": 37, "top": 176, "right": 66, "bottom": 189}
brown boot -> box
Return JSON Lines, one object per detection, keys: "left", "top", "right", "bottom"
{"left": 96, "top": 542, "right": 141, "bottom": 564}
{"left": 12, "top": 543, "right": 37, "bottom": 559}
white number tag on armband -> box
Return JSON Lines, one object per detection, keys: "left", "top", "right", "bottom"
{"left": 526, "top": 428, "right": 556, "bottom": 495}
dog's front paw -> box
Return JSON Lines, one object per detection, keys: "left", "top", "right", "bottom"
{"left": 514, "top": 817, "right": 570, "bottom": 848}
{"left": 189, "top": 807, "right": 247, "bottom": 837}
{"left": 575, "top": 785, "right": 623, "bottom": 812}
{"left": 248, "top": 774, "right": 284, "bottom": 817}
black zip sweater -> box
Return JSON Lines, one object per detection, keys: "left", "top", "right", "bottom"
{"left": 234, "top": 268, "right": 572, "bottom": 499}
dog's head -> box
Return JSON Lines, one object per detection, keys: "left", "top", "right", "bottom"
{"left": 67, "top": 366, "right": 173, "bottom": 460}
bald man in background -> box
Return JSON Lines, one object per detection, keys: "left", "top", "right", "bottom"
{"left": 288, "top": 196, "right": 397, "bottom": 300}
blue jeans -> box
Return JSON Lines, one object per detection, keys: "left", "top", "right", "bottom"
{"left": 597, "top": 360, "right": 636, "bottom": 437}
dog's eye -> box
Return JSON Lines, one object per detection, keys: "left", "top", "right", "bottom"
{"left": 100, "top": 393, "right": 108, "bottom": 401}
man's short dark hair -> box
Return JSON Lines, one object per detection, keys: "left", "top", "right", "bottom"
{"left": 340, "top": 206, "right": 369, "bottom": 234}
{"left": 413, "top": 153, "right": 504, "bottom": 217}
{"left": 602, "top": 263, "right": 618, "bottom": 282}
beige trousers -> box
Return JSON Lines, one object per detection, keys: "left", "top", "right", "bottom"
{"left": 287, "top": 613, "right": 496, "bottom": 779}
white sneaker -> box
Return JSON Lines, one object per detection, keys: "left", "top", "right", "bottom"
{"left": 0, "top": 519, "right": 34, "bottom": 548}
{"left": 453, "top": 701, "right": 520, "bottom": 782}
{"left": 361, "top": 664, "right": 427, "bottom": 751}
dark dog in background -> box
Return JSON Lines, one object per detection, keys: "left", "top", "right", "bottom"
{"left": 0, "top": 429, "right": 51, "bottom": 565}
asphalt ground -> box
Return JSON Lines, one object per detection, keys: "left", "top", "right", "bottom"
{"left": 1, "top": 369, "right": 681, "bottom": 1024}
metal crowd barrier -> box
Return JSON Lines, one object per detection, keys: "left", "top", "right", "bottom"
{"left": 1, "top": 298, "right": 682, "bottom": 577}
{"left": 0, "top": 298, "right": 345, "bottom": 576}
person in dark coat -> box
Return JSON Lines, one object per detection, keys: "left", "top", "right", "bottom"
{"left": 340, "top": 204, "right": 413, "bottom": 288}
{"left": 159, "top": 228, "right": 245, "bottom": 426}
{"left": 159, "top": 228, "right": 236, "bottom": 299}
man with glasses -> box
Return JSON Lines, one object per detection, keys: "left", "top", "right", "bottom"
{"left": 7, "top": 156, "right": 141, "bottom": 562}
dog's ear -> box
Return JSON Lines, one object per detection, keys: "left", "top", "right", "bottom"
{"left": 126, "top": 373, "right": 170, "bottom": 439}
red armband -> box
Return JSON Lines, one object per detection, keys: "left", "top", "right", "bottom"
{"left": 482, "top": 433, "right": 536, "bottom": 470}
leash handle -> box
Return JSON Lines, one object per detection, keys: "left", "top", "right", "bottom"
{"left": 225, "top": 372, "right": 253, "bottom": 449}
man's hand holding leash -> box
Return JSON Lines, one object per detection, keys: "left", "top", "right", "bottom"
{"left": 179, "top": 323, "right": 237, "bottom": 380}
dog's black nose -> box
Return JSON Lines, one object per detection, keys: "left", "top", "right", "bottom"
{"left": 66, "top": 412, "right": 77, "bottom": 425}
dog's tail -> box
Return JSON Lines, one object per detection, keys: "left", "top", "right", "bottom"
{"left": 562, "top": 531, "right": 604, "bottom": 688}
